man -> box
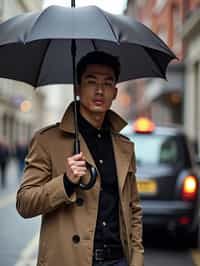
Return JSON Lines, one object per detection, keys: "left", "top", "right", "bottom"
{"left": 15, "top": 139, "right": 28, "bottom": 179}
{"left": 16, "top": 51, "right": 144, "bottom": 266}
{"left": 0, "top": 137, "right": 10, "bottom": 188}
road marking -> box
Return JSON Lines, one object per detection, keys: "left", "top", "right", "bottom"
{"left": 0, "top": 192, "right": 16, "bottom": 208}
{"left": 15, "top": 232, "right": 39, "bottom": 266}
{"left": 192, "top": 249, "right": 200, "bottom": 266}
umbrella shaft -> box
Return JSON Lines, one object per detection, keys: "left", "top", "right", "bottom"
{"left": 71, "top": 40, "right": 76, "bottom": 86}
{"left": 71, "top": 39, "right": 79, "bottom": 151}
{"left": 71, "top": 0, "right": 75, "bottom": 7}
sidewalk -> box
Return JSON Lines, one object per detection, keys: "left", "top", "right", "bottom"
{"left": 15, "top": 233, "right": 39, "bottom": 266}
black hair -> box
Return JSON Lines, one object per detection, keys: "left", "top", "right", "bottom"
{"left": 76, "top": 51, "right": 120, "bottom": 85}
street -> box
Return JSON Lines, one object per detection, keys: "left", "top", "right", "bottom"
{"left": 0, "top": 160, "right": 40, "bottom": 266}
{"left": 0, "top": 160, "right": 199, "bottom": 266}
{"left": 144, "top": 230, "right": 197, "bottom": 266}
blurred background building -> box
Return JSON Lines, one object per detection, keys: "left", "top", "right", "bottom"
{"left": 124, "top": 0, "right": 200, "bottom": 154}
{"left": 124, "top": 0, "right": 185, "bottom": 124}
{"left": 183, "top": 0, "right": 200, "bottom": 152}
{"left": 0, "top": 0, "right": 43, "bottom": 148}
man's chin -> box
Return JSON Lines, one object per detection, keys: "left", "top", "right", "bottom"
{"left": 80, "top": 102, "right": 108, "bottom": 114}
{"left": 92, "top": 105, "right": 107, "bottom": 113}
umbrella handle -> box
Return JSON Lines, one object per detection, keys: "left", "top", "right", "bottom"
{"left": 79, "top": 163, "right": 97, "bottom": 190}
{"left": 74, "top": 139, "right": 97, "bottom": 190}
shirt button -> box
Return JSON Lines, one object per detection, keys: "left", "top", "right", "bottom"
{"left": 97, "top": 133, "right": 101, "bottom": 138}
{"left": 102, "top": 221, "right": 107, "bottom": 227}
{"left": 99, "top": 159, "right": 103, "bottom": 164}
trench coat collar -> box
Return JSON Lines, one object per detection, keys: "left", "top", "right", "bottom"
{"left": 59, "top": 101, "right": 127, "bottom": 134}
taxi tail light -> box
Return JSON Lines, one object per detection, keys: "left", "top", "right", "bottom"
{"left": 181, "top": 175, "right": 198, "bottom": 201}
{"left": 133, "top": 117, "right": 155, "bottom": 134}
{"left": 179, "top": 216, "right": 190, "bottom": 225}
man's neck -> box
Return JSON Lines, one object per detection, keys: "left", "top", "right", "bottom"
{"left": 79, "top": 108, "right": 105, "bottom": 129}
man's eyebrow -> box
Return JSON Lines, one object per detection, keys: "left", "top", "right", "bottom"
{"left": 85, "top": 74, "right": 96, "bottom": 79}
{"left": 104, "top": 76, "right": 115, "bottom": 81}
{"left": 85, "top": 74, "right": 114, "bottom": 81}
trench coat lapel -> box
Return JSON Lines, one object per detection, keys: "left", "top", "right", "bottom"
{"left": 79, "top": 134, "right": 96, "bottom": 168}
{"left": 112, "top": 134, "right": 133, "bottom": 192}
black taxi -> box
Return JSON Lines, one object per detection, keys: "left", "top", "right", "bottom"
{"left": 121, "top": 118, "right": 200, "bottom": 247}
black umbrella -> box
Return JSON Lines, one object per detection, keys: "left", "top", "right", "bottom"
{"left": 0, "top": 0, "right": 176, "bottom": 189}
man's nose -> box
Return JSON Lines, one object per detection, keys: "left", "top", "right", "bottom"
{"left": 96, "top": 84, "right": 104, "bottom": 94}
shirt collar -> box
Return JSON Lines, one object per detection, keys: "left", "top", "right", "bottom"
{"left": 77, "top": 105, "right": 110, "bottom": 137}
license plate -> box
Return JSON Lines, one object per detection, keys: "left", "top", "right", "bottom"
{"left": 137, "top": 179, "right": 157, "bottom": 194}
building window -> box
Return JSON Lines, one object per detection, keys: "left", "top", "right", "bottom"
{"left": 157, "top": 25, "right": 167, "bottom": 44}
{"left": 194, "top": 62, "right": 200, "bottom": 137}
{"left": 172, "top": 5, "right": 182, "bottom": 54}
{"left": 154, "top": 0, "right": 167, "bottom": 13}
{"left": 0, "top": 1, "right": 4, "bottom": 22}
{"left": 137, "top": 0, "right": 148, "bottom": 8}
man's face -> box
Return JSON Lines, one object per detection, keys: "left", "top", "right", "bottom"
{"left": 76, "top": 64, "right": 118, "bottom": 115}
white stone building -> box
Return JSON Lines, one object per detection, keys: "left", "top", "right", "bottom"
{"left": 0, "top": 0, "right": 44, "bottom": 146}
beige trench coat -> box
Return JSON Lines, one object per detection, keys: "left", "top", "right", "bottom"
{"left": 16, "top": 103, "right": 144, "bottom": 266}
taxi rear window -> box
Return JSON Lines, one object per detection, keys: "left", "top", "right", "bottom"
{"left": 127, "top": 134, "right": 179, "bottom": 165}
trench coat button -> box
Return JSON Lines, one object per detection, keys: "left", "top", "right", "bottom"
{"left": 76, "top": 197, "right": 84, "bottom": 206}
{"left": 72, "top": 235, "right": 80, "bottom": 243}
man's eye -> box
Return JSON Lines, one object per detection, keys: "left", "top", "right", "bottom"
{"left": 87, "top": 80, "right": 96, "bottom": 84}
{"left": 104, "top": 82, "right": 113, "bottom": 87}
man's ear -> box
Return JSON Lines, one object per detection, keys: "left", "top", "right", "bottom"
{"left": 113, "top": 87, "right": 118, "bottom": 99}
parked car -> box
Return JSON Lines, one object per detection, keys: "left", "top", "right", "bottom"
{"left": 121, "top": 117, "right": 200, "bottom": 247}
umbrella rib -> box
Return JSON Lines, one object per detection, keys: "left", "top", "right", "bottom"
{"left": 25, "top": 7, "right": 50, "bottom": 41}
{"left": 91, "top": 40, "right": 97, "bottom": 51}
{"left": 34, "top": 39, "right": 52, "bottom": 87}
{"left": 94, "top": 7, "right": 119, "bottom": 43}
{"left": 142, "top": 46, "right": 170, "bottom": 79}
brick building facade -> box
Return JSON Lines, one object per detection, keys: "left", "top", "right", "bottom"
{"left": 124, "top": 0, "right": 199, "bottom": 124}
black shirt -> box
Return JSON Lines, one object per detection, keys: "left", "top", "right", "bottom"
{"left": 64, "top": 109, "right": 122, "bottom": 249}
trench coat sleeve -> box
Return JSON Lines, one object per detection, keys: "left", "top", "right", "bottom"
{"left": 16, "top": 132, "right": 77, "bottom": 218}
{"left": 129, "top": 153, "right": 144, "bottom": 266}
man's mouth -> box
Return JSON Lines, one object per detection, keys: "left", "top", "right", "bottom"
{"left": 93, "top": 99, "right": 104, "bottom": 105}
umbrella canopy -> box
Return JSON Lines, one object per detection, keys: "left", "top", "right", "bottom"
{"left": 0, "top": 5, "right": 176, "bottom": 87}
